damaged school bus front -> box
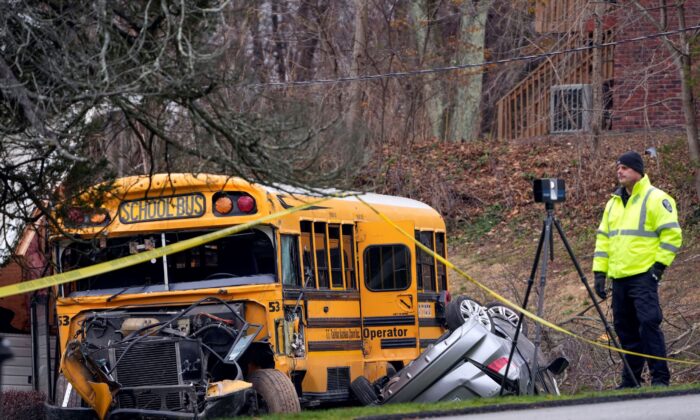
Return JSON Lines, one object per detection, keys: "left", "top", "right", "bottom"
{"left": 51, "top": 296, "right": 270, "bottom": 419}
{"left": 46, "top": 174, "right": 301, "bottom": 419}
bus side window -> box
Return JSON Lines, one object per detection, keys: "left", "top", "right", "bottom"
{"left": 314, "top": 222, "right": 330, "bottom": 289}
{"left": 301, "top": 221, "right": 316, "bottom": 288}
{"left": 415, "top": 230, "right": 423, "bottom": 290}
{"left": 415, "top": 230, "right": 436, "bottom": 291}
{"left": 342, "top": 225, "right": 356, "bottom": 289}
{"left": 328, "top": 225, "right": 343, "bottom": 288}
{"left": 300, "top": 221, "right": 356, "bottom": 290}
{"left": 281, "top": 234, "right": 301, "bottom": 287}
{"left": 436, "top": 232, "right": 447, "bottom": 290}
{"left": 364, "top": 245, "right": 410, "bottom": 291}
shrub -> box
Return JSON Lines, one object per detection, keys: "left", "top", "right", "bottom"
{"left": 0, "top": 389, "right": 46, "bottom": 419}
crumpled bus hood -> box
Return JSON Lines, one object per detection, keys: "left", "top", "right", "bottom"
{"left": 53, "top": 298, "right": 264, "bottom": 419}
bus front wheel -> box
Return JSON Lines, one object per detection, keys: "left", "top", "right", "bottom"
{"left": 249, "top": 369, "right": 301, "bottom": 413}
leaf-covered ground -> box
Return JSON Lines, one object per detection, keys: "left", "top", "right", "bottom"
{"left": 359, "top": 129, "right": 700, "bottom": 391}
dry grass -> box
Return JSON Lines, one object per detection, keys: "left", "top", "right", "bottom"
{"left": 360, "top": 129, "right": 700, "bottom": 391}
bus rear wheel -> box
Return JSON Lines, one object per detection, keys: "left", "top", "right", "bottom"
{"left": 249, "top": 369, "right": 301, "bottom": 413}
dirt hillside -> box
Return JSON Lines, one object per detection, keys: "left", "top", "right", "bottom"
{"left": 359, "top": 129, "right": 700, "bottom": 391}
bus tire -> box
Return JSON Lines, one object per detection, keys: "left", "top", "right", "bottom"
{"left": 350, "top": 376, "right": 378, "bottom": 406}
{"left": 54, "top": 373, "right": 81, "bottom": 408}
{"left": 249, "top": 369, "right": 301, "bottom": 413}
{"left": 446, "top": 295, "right": 493, "bottom": 332}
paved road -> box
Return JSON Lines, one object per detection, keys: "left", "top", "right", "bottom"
{"left": 438, "top": 393, "right": 700, "bottom": 420}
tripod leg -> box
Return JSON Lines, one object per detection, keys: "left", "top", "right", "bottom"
{"left": 523, "top": 220, "right": 547, "bottom": 309}
{"left": 500, "top": 220, "right": 547, "bottom": 395}
{"left": 552, "top": 218, "right": 640, "bottom": 388}
{"left": 529, "top": 212, "right": 553, "bottom": 394}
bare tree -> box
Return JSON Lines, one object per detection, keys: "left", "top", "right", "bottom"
{"left": 0, "top": 0, "right": 361, "bottom": 257}
{"left": 407, "top": 0, "right": 492, "bottom": 142}
{"left": 347, "top": 0, "right": 368, "bottom": 130}
{"left": 628, "top": 0, "right": 700, "bottom": 201}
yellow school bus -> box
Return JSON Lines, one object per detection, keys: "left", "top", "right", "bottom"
{"left": 49, "top": 173, "right": 449, "bottom": 418}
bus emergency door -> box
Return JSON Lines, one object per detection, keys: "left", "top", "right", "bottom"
{"left": 357, "top": 220, "right": 419, "bottom": 361}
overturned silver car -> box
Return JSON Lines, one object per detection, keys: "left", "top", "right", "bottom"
{"left": 350, "top": 300, "right": 568, "bottom": 405}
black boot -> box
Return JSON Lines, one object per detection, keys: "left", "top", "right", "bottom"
{"left": 615, "top": 382, "right": 640, "bottom": 390}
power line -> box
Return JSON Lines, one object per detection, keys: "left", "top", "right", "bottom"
{"left": 251, "top": 23, "right": 700, "bottom": 88}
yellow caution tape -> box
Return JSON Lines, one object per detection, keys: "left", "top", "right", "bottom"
{"left": 0, "top": 195, "right": 336, "bottom": 300}
{"left": 2, "top": 190, "right": 694, "bottom": 366}
{"left": 357, "top": 197, "right": 700, "bottom": 366}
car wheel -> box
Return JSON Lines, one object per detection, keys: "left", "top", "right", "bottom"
{"left": 486, "top": 302, "right": 527, "bottom": 337}
{"left": 249, "top": 369, "right": 301, "bottom": 413}
{"left": 350, "top": 376, "right": 378, "bottom": 406}
{"left": 446, "top": 295, "right": 493, "bottom": 332}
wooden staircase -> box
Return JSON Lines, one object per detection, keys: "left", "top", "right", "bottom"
{"left": 535, "top": 0, "right": 590, "bottom": 33}
{"left": 495, "top": 1, "right": 615, "bottom": 140}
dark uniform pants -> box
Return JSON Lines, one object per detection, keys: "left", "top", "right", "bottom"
{"left": 612, "top": 270, "right": 670, "bottom": 386}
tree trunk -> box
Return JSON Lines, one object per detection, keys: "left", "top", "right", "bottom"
{"left": 411, "top": 1, "right": 489, "bottom": 142}
{"left": 294, "top": 0, "right": 323, "bottom": 82}
{"left": 248, "top": 4, "right": 267, "bottom": 83}
{"left": 630, "top": 0, "right": 700, "bottom": 200}
{"left": 412, "top": 0, "right": 446, "bottom": 141}
{"left": 674, "top": 5, "right": 700, "bottom": 201}
{"left": 449, "top": 1, "right": 491, "bottom": 141}
{"left": 271, "top": 0, "right": 287, "bottom": 82}
{"left": 678, "top": 53, "right": 700, "bottom": 201}
{"left": 347, "top": 0, "right": 367, "bottom": 130}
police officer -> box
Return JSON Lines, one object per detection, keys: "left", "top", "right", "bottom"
{"left": 593, "top": 151, "right": 682, "bottom": 388}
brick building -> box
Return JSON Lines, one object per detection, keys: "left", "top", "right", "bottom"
{"left": 0, "top": 227, "right": 44, "bottom": 334}
{"left": 496, "top": 0, "right": 700, "bottom": 140}
{"left": 610, "top": 2, "right": 700, "bottom": 131}
{"left": 0, "top": 218, "right": 52, "bottom": 392}
{"left": 0, "top": 261, "right": 29, "bottom": 333}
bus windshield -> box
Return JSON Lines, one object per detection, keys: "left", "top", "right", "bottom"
{"left": 59, "top": 228, "right": 276, "bottom": 296}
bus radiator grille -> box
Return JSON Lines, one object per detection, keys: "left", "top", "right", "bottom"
{"left": 111, "top": 338, "right": 200, "bottom": 411}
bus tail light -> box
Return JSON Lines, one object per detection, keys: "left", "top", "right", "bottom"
{"left": 89, "top": 212, "right": 107, "bottom": 224}
{"left": 212, "top": 192, "right": 257, "bottom": 216}
{"left": 214, "top": 196, "right": 234, "bottom": 215}
{"left": 66, "top": 207, "right": 110, "bottom": 226}
{"left": 67, "top": 207, "right": 85, "bottom": 225}
{"left": 237, "top": 196, "right": 255, "bottom": 213}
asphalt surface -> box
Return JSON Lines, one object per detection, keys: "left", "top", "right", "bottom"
{"left": 438, "top": 393, "right": 700, "bottom": 420}
{"left": 360, "top": 388, "right": 700, "bottom": 420}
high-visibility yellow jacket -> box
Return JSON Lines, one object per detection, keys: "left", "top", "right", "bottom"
{"left": 593, "top": 175, "right": 682, "bottom": 279}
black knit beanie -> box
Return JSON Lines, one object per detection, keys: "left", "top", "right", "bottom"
{"left": 617, "top": 151, "right": 644, "bottom": 176}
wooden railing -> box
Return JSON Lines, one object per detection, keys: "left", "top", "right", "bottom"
{"left": 534, "top": 0, "right": 590, "bottom": 33}
{"left": 496, "top": 33, "right": 614, "bottom": 140}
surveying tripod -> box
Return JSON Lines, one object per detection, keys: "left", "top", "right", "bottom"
{"left": 500, "top": 201, "right": 639, "bottom": 395}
